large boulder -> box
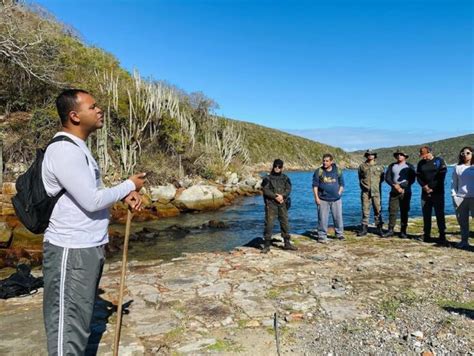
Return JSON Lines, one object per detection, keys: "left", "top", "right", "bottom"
{"left": 150, "top": 184, "right": 177, "bottom": 203}
{"left": 174, "top": 185, "right": 225, "bottom": 211}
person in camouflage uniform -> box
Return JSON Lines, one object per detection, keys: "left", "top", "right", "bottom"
{"left": 357, "top": 149, "right": 385, "bottom": 236}
{"left": 261, "top": 159, "right": 296, "bottom": 253}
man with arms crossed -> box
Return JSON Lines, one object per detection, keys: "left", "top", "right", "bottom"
{"left": 383, "top": 149, "right": 416, "bottom": 238}
{"left": 42, "top": 89, "right": 145, "bottom": 355}
{"left": 312, "top": 153, "right": 345, "bottom": 242}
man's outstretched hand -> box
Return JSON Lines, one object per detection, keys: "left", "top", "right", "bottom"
{"left": 129, "top": 172, "right": 147, "bottom": 191}
{"left": 124, "top": 191, "right": 143, "bottom": 211}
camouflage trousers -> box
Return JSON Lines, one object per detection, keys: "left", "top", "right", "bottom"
{"left": 360, "top": 191, "right": 383, "bottom": 226}
{"left": 264, "top": 202, "right": 290, "bottom": 241}
{"left": 388, "top": 190, "right": 411, "bottom": 229}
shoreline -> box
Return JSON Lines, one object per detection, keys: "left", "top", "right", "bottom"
{"left": 0, "top": 216, "right": 472, "bottom": 354}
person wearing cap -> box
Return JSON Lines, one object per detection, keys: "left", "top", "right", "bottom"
{"left": 261, "top": 159, "right": 296, "bottom": 253}
{"left": 451, "top": 146, "right": 474, "bottom": 248}
{"left": 357, "top": 149, "right": 385, "bottom": 236}
{"left": 417, "top": 146, "right": 448, "bottom": 243}
{"left": 383, "top": 149, "right": 416, "bottom": 238}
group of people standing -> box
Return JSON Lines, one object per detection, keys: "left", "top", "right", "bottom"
{"left": 262, "top": 145, "right": 473, "bottom": 252}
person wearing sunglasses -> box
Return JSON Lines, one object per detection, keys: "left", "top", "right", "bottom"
{"left": 261, "top": 159, "right": 296, "bottom": 253}
{"left": 416, "top": 146, "right": 448, "bottom": 244}
{"left": 451, "top": 146, "right": 474, "bottom": 248}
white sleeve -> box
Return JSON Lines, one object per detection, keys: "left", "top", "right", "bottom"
{"left": 48, "top": 143, "right": 135, "bottom": 212}
{"left": 451, "top": 167, "right": 458, "bottom": 197}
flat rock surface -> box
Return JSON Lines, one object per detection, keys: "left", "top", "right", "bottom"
{"left": 0, "top": 218, "right": 473, "bottom": 355}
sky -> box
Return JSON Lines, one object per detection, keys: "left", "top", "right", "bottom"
{"left": 34, "top": 0, "right": 473, "bottom": 150}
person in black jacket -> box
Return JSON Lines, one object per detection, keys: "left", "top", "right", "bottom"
{"left": 261, "top": 159, "right": 296, "bottom": 253}
{"left": 384, "top": 149, "right": 416, "bottom": 238}
{"left": 417, "top": 146, "right": 448, "bottom": 243}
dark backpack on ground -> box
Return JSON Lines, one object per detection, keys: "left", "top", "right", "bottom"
{"left": 0, "top": 264, "right": 43, "bottom": 299}
{"left": 12, "top": 135, "right": 85, "bottom": 234}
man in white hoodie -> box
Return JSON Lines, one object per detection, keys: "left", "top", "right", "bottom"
{"left": 42, "top": 89, "right": 145, "bottom": 355}
{"left": 452, "top": 146, "right": 474, "bottom": 248}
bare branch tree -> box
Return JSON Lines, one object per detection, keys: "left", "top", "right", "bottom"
{"left": 0, "top": 2, "right": 63, "bottom": 85}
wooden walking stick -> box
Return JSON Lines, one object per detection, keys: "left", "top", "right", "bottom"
{"left": 113, "top": 208, "right": 133, "bottom": 356}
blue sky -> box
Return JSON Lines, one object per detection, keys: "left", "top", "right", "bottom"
{"left": 34, "top": 0, "right": 473, "bottom": 150}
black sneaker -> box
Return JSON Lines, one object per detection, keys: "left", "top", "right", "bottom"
{"left": 337, "top": 235, "right": 345, "bottom": 240}
{"left": 383, "top": 229, "right": 394, "bottom": 238}
{"left": 399, "top": 231, "right": 408, "bottom": 239}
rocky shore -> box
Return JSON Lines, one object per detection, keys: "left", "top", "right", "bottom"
{"left": 0, "top": 173, "right": 262, "bottom": 268}
{"left": 0, "top": 217, "right": 472, "bottom": 355}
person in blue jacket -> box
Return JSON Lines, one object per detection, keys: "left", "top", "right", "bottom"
{"left": 312, "top": 153, "right": 345, "bottom": 242}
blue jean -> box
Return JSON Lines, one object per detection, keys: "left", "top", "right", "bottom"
{"left": 317, "top": 199, "right": 344, "bottom": 239}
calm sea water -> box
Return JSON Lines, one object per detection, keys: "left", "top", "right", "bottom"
{"left": 115, "top": 167, "right": 456, "bottom": 261}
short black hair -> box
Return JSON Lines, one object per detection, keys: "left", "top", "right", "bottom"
{"left": 56, "top": 89, "right": 89, "bottom": 126}
{"left": 322, "top": 153, "right": 333, "bottom": 161}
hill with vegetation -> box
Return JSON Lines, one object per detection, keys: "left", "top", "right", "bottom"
{"left": 0, "top": 1, "right": 350, "bottom": 185}
{"left": 351, "top": 134, "right": 474, "bottom": 166}
{"left": 215, "top": 117, "right": 351, "bottom": 170}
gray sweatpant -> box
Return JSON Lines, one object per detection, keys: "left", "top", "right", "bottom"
{"left": 43, "top": 241, "right": 105, "bottom": 356}
{"left": 317, "top": 199, "right": 344, "bottom": 239}
{"left": 455, "top": 197, "right": 474, "bottom": 242}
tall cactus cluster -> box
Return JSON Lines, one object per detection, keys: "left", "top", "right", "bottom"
{"left": 95, "top": 70, "right": 248, "bottom": 178}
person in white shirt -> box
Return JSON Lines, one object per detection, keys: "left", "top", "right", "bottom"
{"left": 41, "top": 89, "right": 145, "bottom": 355}
{"left": 451, "top": 146, "right": 474, "bottom": 249}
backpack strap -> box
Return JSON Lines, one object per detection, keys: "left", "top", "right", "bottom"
{"left": 318, "top": 164, "right": 342, "bottom": 178}
{"left": 46, "top": 135, "right": 89, "bottom": 165}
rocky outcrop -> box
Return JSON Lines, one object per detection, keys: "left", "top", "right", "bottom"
{"left": 173, "top": 185, "right": 225, "bottom": 211}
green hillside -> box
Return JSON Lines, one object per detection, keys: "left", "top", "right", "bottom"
{"left": 217, "top": 117, "right": 351, "bottom": 169}
{"left": 351, "top": 134, "right": 473, "bottom": 165}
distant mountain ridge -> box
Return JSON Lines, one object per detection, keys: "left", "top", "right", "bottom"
{"left": 350, "top": 134, "right": 474, "bottom": 165}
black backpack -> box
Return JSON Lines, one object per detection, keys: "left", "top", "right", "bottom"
{"left": 0, "top": 264, "right": 44, "bottom": 299}
{"left": 12, "top": 135, "right": 85, "bottom": 234}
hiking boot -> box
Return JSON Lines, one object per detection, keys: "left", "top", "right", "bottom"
{"left": 422, "top": 235, "right": 432, "bottom": 242}
{"left": 399, "top": 225, "right": 408, "bottom": 239}
{"left": 437, "top": 233, "right": 449, "bottom": 246}
{"left": 357, "top": 225, "right": 368, "bottom": 237}
{"left": 456, "top": 241, "right": 470, "bottom": 249}
{"left": 383, "top": 227, "right": 394, "bottom": 238}
{"left": 376, "top": 224, "right": 384, "bottom": 237}
{"left": 261, "top": 240, "right": 271, "bottom": 254}
{"left": 337, "top": 235, "right": 345, "bottom": 240}
{"left": 283, "top": 238, "right": 297, "bottom": 251}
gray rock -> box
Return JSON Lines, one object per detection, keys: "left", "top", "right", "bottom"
{"left": 150, "top": 184, "right": 176, "bottom": 203}
{"left": 177, "top": 338, "right": 216, "bottom": 353}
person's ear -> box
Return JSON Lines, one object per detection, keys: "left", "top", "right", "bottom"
{"left": 69, "top": 110, "right": 80, "bottom": 125}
